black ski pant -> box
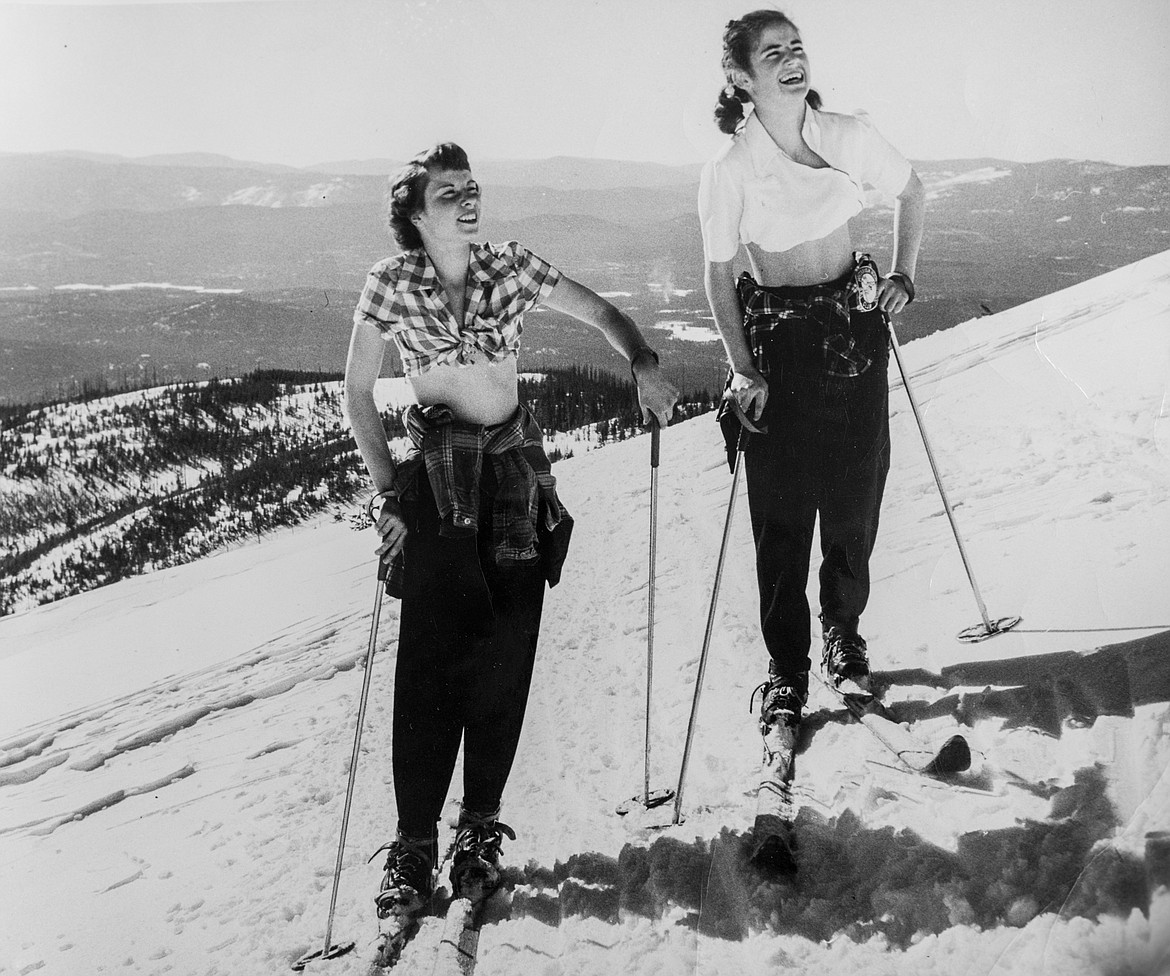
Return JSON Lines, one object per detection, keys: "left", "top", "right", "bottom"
{"left": 738, "top": 285, "right": 891, "bottom": 680}
{"left": 392, "top": 475, "right": 545, "bottom": 840}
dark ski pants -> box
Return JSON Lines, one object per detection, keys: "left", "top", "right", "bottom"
{"left": 737, "top": 282, "right": 891, "bottom": 679}
{"left": 392, "top": 476, "right": 545, "bottom": 840}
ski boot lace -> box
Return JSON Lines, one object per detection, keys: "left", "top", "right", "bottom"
{"left": 749, "top": 677, "right": 803, "bottom": 712}
{"left": 454, "top": 819, "right": 516, "bottom": 863}
{"left": 750, "top": 676, "right": 806, "bottom": 727}
{"left": 749, "top": 680, "right": 769, "bottom": 714}
{"left": 368, "top": 839, "right": 432, "bottom": 889}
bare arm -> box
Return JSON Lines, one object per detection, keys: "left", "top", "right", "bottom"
{"left": 880, "top": 168, "right": 926, "bottom": 315}
{"left": 542, "top": 275, "right": 679, "bottom": 427}
{"left": 705, "top": 258, "right": 767, "bottom": 421}
{"left": 344, "top": 318, "right": 406, "bottom": 562}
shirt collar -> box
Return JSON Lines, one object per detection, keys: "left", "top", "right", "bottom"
{"left": 395, "top": 243, "right": 515, "bottom": 292}
{"left": 742, "top": 106, "right": 822, "bottom": 172}
{"left": 395, "top": 248, "right": 437, "bottom": 293}
{"left": 468, "top": 243, "right": 516, "bottom": 284}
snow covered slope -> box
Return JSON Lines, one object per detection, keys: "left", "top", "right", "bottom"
{"left": 2, "top": 251, "right": 1170, "bottom": 975}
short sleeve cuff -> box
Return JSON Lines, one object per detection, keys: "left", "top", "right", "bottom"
{"left": 511, "top": 243, "right": 563, "bottom": 304}
{"left": 353, "top": 263, "right": 399, "bottom": 333}
{"left": 698, "top": 159, "right": 744, "bottom": 264}
{"left": 854, "top": 115, "right": 913, "bottom": 200}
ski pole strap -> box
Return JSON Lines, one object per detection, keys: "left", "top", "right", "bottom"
{"left": 365, "top": 488, "right": 398, "bottom": 521}
{"left": 722, "top": 395, "right": 768, "bottom": 435}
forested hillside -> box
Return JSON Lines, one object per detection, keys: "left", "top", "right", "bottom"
{"left": 0, "top": 368, "right": 715, "bottom": 615}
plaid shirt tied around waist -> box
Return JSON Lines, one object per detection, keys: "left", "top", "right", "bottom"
{"left": 386, "top": 403, "right": 570, "bottom": 596}
{"left": 353, "top": 241, "right": 562, "bottom": 376}
{"left": 736, "top": 269, "right": 883, "bottom": 380}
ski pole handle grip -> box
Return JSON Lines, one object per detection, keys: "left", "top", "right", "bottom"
{"left": 377, "top": 554, "right": 391, "bottom": 582}
{"left": 649, "top": 420, "right": 661, "bottom": 468}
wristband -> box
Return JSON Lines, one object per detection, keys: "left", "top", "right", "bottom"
{"left": 365, "top": 488, "right": 398, "bottom": 521}
{"left": 887, "top": 272, "right": 915, "bottom": 304}
{"left": 629, "top": 346, "right": 660, "bottom": 381}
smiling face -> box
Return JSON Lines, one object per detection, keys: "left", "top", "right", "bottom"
{"left": 738, "top": 21, "right": 810, "bottom": 104}
{"left": 413, "top": 168, "right": 481, "bottom": 247}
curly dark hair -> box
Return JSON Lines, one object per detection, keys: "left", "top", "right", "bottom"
{"left": 386, "top": 142, "right": 471, "bottom": 251}
{"left": 714, "top": 10, "right": 822, "bottom": 135}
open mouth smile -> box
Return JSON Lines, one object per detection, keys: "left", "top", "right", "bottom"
{"left": 457, "top": 213, "right": 479, "bottom": 225}
{"left": 779, "top": 70, "right": 805, "bottom": 86}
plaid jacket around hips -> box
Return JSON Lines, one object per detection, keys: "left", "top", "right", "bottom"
{"left": 385, "top": 404, "right": 571, "bottom": 597}
{"left": 736, "top": 272, "right": 877, "bottom": 379}
{"left": 353, "top": 241, "right": 563, "bottom": 376}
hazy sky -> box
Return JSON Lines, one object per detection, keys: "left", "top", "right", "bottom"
{"left": 2, "top": 0, "right": 1168, "bottom": 168}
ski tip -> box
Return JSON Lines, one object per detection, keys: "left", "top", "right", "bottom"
{"left": 925, "top": 734, "right": 972, "bottom": 776}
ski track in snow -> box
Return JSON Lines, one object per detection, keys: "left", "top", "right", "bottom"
{"left": 2, "top": 252, "right": 1170, "bottom": 975}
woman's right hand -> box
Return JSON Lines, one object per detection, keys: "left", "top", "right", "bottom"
{"left": 729, "top": 366, "right": 769, "bottom": 422}
{"left": 373, "top": 496, "right": 408, "bottom": 564}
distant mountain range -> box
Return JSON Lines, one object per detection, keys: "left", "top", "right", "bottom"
{"left": 0, "top": 150, "right": 704, "bottom": 217}
{"left": 1, "top": 151, "right": 1167, "bottom": 403}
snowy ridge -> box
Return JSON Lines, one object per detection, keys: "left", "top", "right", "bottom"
{"left": 51, "top": 283, "right": 245, "bottom": 294}
{"left": 0, "top": 371, "right": 655, "bottom": 616}
{"left": 0, "top": 375, "right": 369, "bottom": 614}
{"left": 920, "top": 166, "right": 1013, "bottom": 202}
{"left": 2, "top": 252, "right": 1170, "bottom": 974}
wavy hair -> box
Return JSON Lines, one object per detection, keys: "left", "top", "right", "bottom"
{"left": 714, "top": 10, "right": 822, "bottom": 135}
{"left": 385, "top": 142, "right": 471, "bottom": 251}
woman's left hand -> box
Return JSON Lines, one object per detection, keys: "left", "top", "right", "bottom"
{"left": 372, "top": 495, "right": 408, "bottom": 565}
{"left": 878, "top": 276, "right": 912, "bottom": 315}
{"left": 634, "top": 361, "right": 680, "bottom": 429}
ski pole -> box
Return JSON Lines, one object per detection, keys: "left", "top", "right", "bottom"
{"left": 885, "top": 315, "right": 1020, "bottom": 643}
{"left": 673, "top": 409, "right": 755, "bottom": 825}
{"left": 617, "top": 420, "right": 674, "bottom": 815}
{"left": 645, "top": 419, "right": 659, "bottom": 804}
{"left": 292, "top": 557, "right": 390, "bottom": 971}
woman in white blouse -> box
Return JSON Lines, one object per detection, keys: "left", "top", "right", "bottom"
{"left": 698, "top": 9, "right": 925, "bottom": 739}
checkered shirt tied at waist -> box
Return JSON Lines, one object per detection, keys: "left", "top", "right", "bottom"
{"left": 385, "top": 403, "right": 568, "bottom": 595}
{"left": 353, "top": 241, "right": 563, "bottom": 376}
{"left": 736, "top": 272, "right": 875, "bottom": 379}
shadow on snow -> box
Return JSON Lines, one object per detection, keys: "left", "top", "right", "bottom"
{"left": 498, "top": 632, "right": 1170, "bottom": 948}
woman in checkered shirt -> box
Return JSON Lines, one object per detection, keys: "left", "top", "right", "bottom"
{"left": 344, "top": 142, "right": 677, "bottom": 919}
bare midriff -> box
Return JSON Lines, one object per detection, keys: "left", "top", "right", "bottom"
{"left": 408, "top": 354, "right": 520, "bottom": 425}
{"left": 745, "top": 221, "right": 855, "bottom": 288}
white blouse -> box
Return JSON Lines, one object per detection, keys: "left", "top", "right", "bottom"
{"left": 698, "top": 107, "right": 912, "bottom": 262}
